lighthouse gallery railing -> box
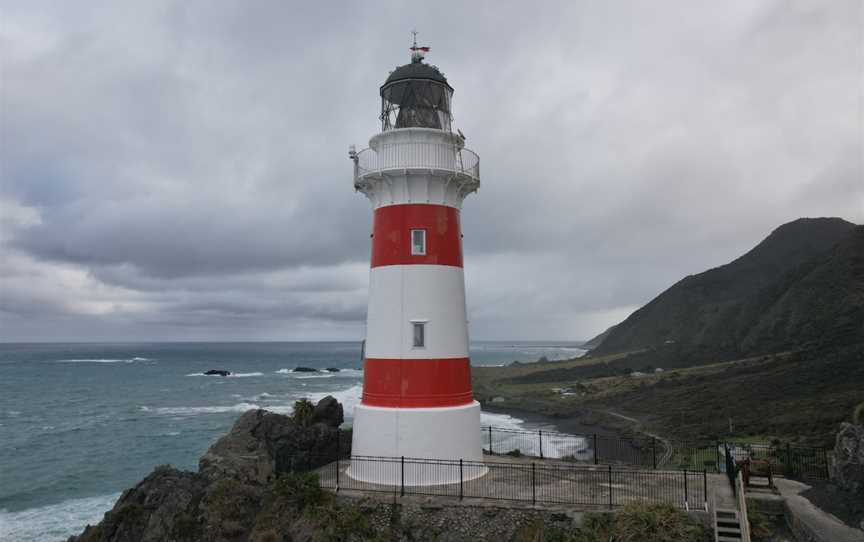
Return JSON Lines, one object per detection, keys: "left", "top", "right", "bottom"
{"left": 354, "top": 142, "right": 479, "bottom": 181}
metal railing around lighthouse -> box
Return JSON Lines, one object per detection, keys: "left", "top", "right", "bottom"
{"left": 287, "top": 453, "right": 709, "bottom": 511}
{"left": 353, "top": 141, "right": 479, "bottom": 182}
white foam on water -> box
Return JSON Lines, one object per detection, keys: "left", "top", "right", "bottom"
{"left": 55, "top": 357, "right": 152, "bottom": 364}
{"left": 306, "top": 384, "right": 363, "bottom": 417}
{"left": 275, "top": 368, "right": 292, "bottom": 374}
{"left": 0, "top": 492, "right": 121, "bottom": 542}
{"left": 56, "top": 359, "right": 132, "bottom": 363}
{"left": 334, "top": 369, "right": 363, "bottom": 377}
{"left": 295, "top": 374, "right": 335, "bottom": 379}
{"left": 480, "top": 410, "right": 525, "bottom": 430}
{"left": 478, "top": 410, "right": 588, "bottom": 459}
{"left": 144, "top": 402, "right": 262, "bottom": 415}
{"left": 185, "top": 372, "right": 263, "bottom": 378}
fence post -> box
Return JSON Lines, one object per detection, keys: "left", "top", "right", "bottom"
{"left": 703, "top": 469, "right": 707, "bottom": 510}
{"left": 715, "top": 440, "right": 720, "bottom": 472}
{"left": 336, "top": 456, "right": 340, "bottom": 491}
{"left": 400, "top": 456, "right": 405, "bottom": 497}
{"left": 683, "top": 469, "right": 689, "bottom": 509}
{"left": 594, "top": 434, "right": 599, "bottom": 465}
{"left": 823, "top": 448, "right": 830, "bottom": 480}
{"left": 459, "top": 459, "right": 464, "bottom": 500}
{"left": 652, "top": 437, "right": 657, "bottom": 469}
{"left": 532, "top": 463, "right": 536, "bottom": 506}
{"left": 489, "top": 426, "right": 493, "bottom": 454}
{"left": 607, "top": 464, "right": 613, "bottom": 509}
{"left": 539, "top": 430, "right": 544, "bottom": 459}
{"left": 786, "top": 442, "right": 791, "bottom": 475}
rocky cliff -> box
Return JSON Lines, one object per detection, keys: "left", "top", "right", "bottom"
{"left": 68, "top": 397, "right": 347, "bottom": 542}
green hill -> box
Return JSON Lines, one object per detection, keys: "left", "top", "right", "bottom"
{"left": 591, "top": 218, "right": 862, "bottom": 359}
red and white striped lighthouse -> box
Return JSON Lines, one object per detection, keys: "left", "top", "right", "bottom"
{"left": 348, "top": 45, "right": 485, "bottom": 485}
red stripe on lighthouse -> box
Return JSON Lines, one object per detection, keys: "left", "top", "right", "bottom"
{"left": 371, "top": 204, "right": 463, "bottom": 268}
{"left": 362, "top": 357, "right": 473, "bottom": 407}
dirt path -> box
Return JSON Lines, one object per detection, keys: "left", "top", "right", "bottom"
{"left": 580, "top": 407, "right": 676, "bottom": 467}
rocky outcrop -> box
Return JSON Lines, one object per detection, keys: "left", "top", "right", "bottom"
{"left": 831, "top": 423, "right": 864, "bottom": 495}
{"left": 69, "top": 396, "right": 348, "bottom": 542}
{"left": 200, "top": 400, "right": 345, "bottom": 485}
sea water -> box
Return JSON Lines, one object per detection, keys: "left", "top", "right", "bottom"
{"left": 0, "top": 341, "right": 585, "bottom": 541}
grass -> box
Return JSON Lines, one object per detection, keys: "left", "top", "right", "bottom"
{"left": 474, "top": 343, "right": 864, "bottom": 447}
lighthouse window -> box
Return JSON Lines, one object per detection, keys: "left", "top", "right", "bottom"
{"left": 411, "top": 229, "right": 426, "bottom": 255}
{"left": 412, "top": 322, "right": 425, "bottom": 348}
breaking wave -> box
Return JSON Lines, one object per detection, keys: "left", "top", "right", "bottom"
{"left": 55, "top": 357, "right": 151, "bottom": 364}
{"left": 0, "top": 493, "right": 121, "bottom": 542}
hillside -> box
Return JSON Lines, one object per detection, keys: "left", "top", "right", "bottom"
{"left": 591, "top": 218, "right": 861, "bottom": 359}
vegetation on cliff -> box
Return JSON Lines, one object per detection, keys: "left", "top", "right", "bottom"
{"left": 476, "top": 218, "right": 864, "bottom": 446}
{"left": 591, "top": 218, "right": 861, "bottom": 359}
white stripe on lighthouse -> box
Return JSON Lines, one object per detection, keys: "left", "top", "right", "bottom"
{"left": 365, "top": 265, "right": 469, "bottom": 360}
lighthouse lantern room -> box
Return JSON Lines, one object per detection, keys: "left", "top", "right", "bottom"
{"left": 348, "top": 41, "right": 485, "bottom": 485}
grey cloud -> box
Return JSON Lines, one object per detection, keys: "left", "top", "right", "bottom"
{"left": 1, "top": 0, "right": 861, "bottom": 341}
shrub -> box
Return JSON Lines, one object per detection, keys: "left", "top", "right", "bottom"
{"left": 853, "top": 402, "right": 864, "bottom": 425}
{"left": 273, "top": 471, "right": 327, "bottom": 509}
{"left": 611, "top": 502, "right": 709, "bottom": 542}
{"left": 505, "top": 449, "right": 523, "bottom": 457}
{"left": 292, "top": 398, "right": 315, "bottom": 426}
{"left": 746, "top": 500, "right": 774, "bottom": 542}
{"left": 572, "top": 512, "right": 614, "bottom": 541}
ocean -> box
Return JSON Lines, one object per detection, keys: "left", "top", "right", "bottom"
{"left": 0, "top": 341, "right": 586, "bottom": 541}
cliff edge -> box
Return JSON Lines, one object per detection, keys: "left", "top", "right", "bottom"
{"left": 68, "top": 397, "right": 346, "bottom": 542}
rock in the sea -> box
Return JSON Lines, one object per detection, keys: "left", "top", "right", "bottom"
{"left": 324, "top": 367, "right": 340, "bottom": 372}
{"left": 831, "top": 422, "right": 864, "bottom": 495}
{"left": 292, "top": 366, "right": 317, "bottom": 372}
{"left": 203, "top": 369, "right": 231, "bottom": 376}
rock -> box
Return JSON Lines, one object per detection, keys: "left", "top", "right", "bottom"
{"left": 199, "top": 397, "right": 348, "bottom": 485}
{"left": 312, "top": 395, "right": 344, "bottom": 427}
{"left": 70, "top": 397, "right": 351, "bottom": 542}
{"left": 292, "top": 366, "right": 317, "bottom": 372}
{"left": 69, "top": 466, "right": 207, "bottom": 542}
{"left": 203, "top": 369, "right": 230, "bottom": 376}
{"left": 831, "top": 423, "right": 864, "bottom": 495}
{"left": 324, "top": 367, "right": 340, "bottom": 372}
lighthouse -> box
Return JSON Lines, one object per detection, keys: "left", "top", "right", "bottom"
{"left": 348, "top": 42, "right": 485, "bottom": 485}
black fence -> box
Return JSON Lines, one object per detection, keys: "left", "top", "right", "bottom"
{"left": 480, "top": 426, "right": 831, "bottom": 480}
{"left": 307, "top": 454, "right": 708, "bottom": 510}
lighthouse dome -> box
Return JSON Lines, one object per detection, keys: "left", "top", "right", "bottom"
{"left": 380, "top": 60, "right": 453, "bottom": 132}
{"left": 383, "top": 61, "right": 451, "bottom": 88}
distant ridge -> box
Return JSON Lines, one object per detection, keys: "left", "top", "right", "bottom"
{"left": 591, "top": 217, "right": 862, "bottom": 359}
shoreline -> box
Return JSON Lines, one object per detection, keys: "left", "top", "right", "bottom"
{"left": 481, "top": 403, "right": 632, "bottom": 439}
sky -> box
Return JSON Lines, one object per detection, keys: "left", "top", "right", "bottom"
{"left": 1, "top": 0, "right": 862, "bottom": 342}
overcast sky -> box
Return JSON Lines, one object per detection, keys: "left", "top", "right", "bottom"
{"left": 1, "top": 0, "right": 862, "bottom": 342}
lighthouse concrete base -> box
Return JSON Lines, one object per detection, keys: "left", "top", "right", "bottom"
{"left": 348, "top": 401, "right": 487, "bottom": 486}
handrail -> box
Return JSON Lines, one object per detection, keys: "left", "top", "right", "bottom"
{"left": 736, "top": 470, "right": 752, "bottom": 542}
{"left": 354, "top": 141, "right": 479, "bottom": 181}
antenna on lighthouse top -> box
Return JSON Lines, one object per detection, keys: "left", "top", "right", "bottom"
{"left": 410, "top": 29, "right": 429, "bottom": 63}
